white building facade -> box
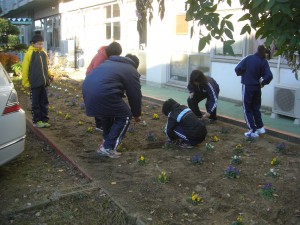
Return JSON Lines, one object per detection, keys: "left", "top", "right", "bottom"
{"left": 1, "top": 0, "right": 299, "bottom": 121}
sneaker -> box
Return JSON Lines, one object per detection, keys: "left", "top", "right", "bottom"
{"left": 244, "top": 130, "right": 259, "bottom": 138}
{"left": 33, "top": 121, "right": 45, "bottom": 128}
{"left": 256, "top": 127, "right": 266, "bottom": 135}
{"left": 179, "top": 142, "right": 194, "bottom": 149}
{"left": 95, "top": 127, "right": 103, "bottom": 132}
{"left": 96, "top": 146, "right": 121, "bottom": 158}
{"left": 43, "top": 122, "right": 51, "bottom": 128}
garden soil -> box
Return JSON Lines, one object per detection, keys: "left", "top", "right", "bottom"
{"left": 10, "top": 73, "right": 300, "bottom": 225}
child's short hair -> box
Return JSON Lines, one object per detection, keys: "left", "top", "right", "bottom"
{"left": 106, "top": 42, "right": 122, "bottom": 57}
{"left": 189, "top": 70, "right": 207, "bottom": 85}
{"left": 162, "top": 98, "right": 179, "bottom": 116}
{"left": 31, "top": 34, "right": 44, "bottom": 44}
{"left": 125, "top": 54, "right": 139, "bottom": 69}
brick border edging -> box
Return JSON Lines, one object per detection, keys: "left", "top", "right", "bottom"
{"left": 26, "top": 118, "right": 93, "bottom": 181}
{"left": 142, "top": 95, "right": 300, "bottom": 144}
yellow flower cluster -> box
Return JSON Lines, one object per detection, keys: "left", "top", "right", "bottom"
{"left": 78, "top": 121, "right": 83, "bottom": 126}
{"left": 140, "top": 155, "right": 145, "bottom": 162}
{"left": 237, "top": 214, "right": 243, "bottom": 222}
{"left": 65, "top": 113, "right": 71, "bottom": 120}
{"left": 235, "top": 144, "right": 242, "bottom": 149}
{"left": 191, "top": 191, "right": 202, "bottom": 203}
{"left": 158, "top": 171, "right": 168, "bottom": 183}
{"left": 86, "top": 127, "right": 93, "bottom": 133}
{"left": 270, "top": 157, "right": 279, "bottom": 165}
{"left": 152, "top": 113, "right": 159, "bottom": 120}
{"left": 213, "top": 135, "right": 219, "bottom": 142}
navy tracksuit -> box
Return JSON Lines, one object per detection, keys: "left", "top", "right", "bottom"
{"left": 187, "top": 77, "right": 220, "bottom": 119}
{"left": 82, "top": 56, "right": 142, "bottom": 151}
{"left": 235, "top": 53, "right": 273, "bottom": 132}
{"left": 165, "top": 104, "right": 207, "bottom": 146}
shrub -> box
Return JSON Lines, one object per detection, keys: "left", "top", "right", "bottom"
{"left": 0, "top": 52, "right": 19, "bottom": 73}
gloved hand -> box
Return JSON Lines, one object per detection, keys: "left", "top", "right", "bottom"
{"left": 189, "top": 92, "right": 194, "bottom": 99}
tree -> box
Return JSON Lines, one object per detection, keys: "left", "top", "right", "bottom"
{"left": 143, "top": 0, "right": 300, "bottom": 79}
{"left": 0, "top": 18, "right": 27, "bottom": 52}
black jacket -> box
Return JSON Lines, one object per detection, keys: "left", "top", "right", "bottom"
{"left": 165, "top": 104, "right": 207, "bottom": 141}
{"left": 187, "top": 77, "right": 220, "bottom": 114}
{"left": 82, "top": 56, "right": 142, "bottom": 118}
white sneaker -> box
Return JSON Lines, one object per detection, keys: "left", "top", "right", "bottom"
{"left": 244, "top": 130, "right": 259, "bottom": 138}
{"left": 96, "top": 146, "right": 121, "bottom": 158}
{"left": 256, "top": 127, "right": 266, "bottom": 135}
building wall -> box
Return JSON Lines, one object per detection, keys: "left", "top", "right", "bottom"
{"left": 2, "top": 0, "right": 299, "bottom": 109}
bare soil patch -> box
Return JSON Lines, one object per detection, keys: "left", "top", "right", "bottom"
{"left": 11, "top": 74, "right": 300, "bottom": 225}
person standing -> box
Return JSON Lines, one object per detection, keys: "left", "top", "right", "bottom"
{"left": 187, "top": 70, "right": 220, "bottom": 121}
{"left": 82, "top": 54, "right": 142, "bottom": 158}
{"left": 22, "top": 33, "right": 53, "bottom": 128}
{"left": 235, "top": 45, "right": 273, "bottom": 138}
{"left": 85, "top": 42, "right": 122, "bottom": 132}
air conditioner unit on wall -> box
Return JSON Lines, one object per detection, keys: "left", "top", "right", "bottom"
{"left": 271, "top": 84, "right": 300, "bottom": 125}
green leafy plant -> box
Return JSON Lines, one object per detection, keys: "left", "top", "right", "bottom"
{"left": 233, "top": 144, "right": 243, "bottom": 154}
{"left": 225, "top": 165, "right": 240, "bottom": 179}
{"left": 275, "top": 142, "right": 287, "bottom": 154}
{"left": 260, "top": 183, "right": 275, "bottom": 199}
{"left": 11, "top": 62, "right": 22, "bottom": 76}
{"left": 188, "top": 191, "right": 203, "bottom": 205}
{"left": 230, "top": 155, "right": 242, "bottom": 165}
{"left": 158, "top": 171, "right": 168, "bottom": 183}
{"left": 191, "top": 153, "right": 203, "bottom": 165}
{"left": 266, "top": 168, "right": 279, "bottom": 178}
{"left": 270, "top": 157, "right": 280, "bottom": 166}
{"left": 205, "top": 143, "right": 214, "bottom": 151}
{"left": 231, "top": 214, "right": 244, "bottom": 225}
{"left": 138, "top": 155, "right": 146, "bottom": 165}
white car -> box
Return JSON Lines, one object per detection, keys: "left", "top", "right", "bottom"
{"left": 0, "top": 63, "right": 26, "bottom": 166}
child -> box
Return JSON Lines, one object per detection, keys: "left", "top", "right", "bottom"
{"left": 235, "top": 45, "right": 273, "bottom": 138}
{"left": 22, "top": 33, "right": 53, "bottom": 128}
{"left": 187, "top": 70, "right": 220, "bottom": 121}
{"left": 85, "top": 42, "right": 122, "bottom": 132}
{"left": 162, "top": 98, "right": 207, "bottom": 148}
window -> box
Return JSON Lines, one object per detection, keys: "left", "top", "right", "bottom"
{"left": 104, "top": 4, "right": 121, "bottom": 40}
{"left": 176, "top": 15, "right": 188, "bottom": 35}
{"left": 34, "top": 19, "right": 44, "bottom": 31}
{"left": 214, "top": 10, "right": 246, "bottom": 57}
{"left": 46, "top": 15, "right": 61, "bottom": 50}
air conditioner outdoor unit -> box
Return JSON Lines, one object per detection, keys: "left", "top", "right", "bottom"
{"left": 271, "top": 84, "right": 300, "bottom": 125}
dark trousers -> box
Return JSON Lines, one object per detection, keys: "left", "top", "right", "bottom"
{"left": 242, "top": 84, "right": 263, "bottom": 132}
{"left": 95, "top": 116, "right": 102, "bottom": 128}
{"left": 102, "top": 116, "right": 131, "bottom": 150}
{"left": 187, "top": 93, "right": 217, "bottom": 119}
{"left": 173, "top": 125, "right": 207, "bottom": 146}
{"left": 31, "top": 86, "right": 49, "bottom": 123}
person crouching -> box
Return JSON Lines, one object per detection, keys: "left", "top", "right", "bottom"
{"left": 162, "top": 98, "right": 207, "bottom": 149}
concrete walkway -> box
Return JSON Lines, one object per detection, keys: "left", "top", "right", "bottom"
{"left": 141, "top": 83, "right": 300, "bottom": 144}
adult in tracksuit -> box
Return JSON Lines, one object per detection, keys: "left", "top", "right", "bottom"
{"left": 235, "top": 45, "right": 273, "bottom": 138}
{"left": 162, "top": 98, "right": 207, "bottom": 148}
{"left": 82, "top": 55, "right": 142, "bottom": 158}
{"left": 22, "top": 34, "right": 52, "bottom": 128}
{"left": 187, "top": 70, "right": 220, "bottom": 121}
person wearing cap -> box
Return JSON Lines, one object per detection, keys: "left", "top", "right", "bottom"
{"left": 22, "top": 34, "right": 53, "bottom": 128}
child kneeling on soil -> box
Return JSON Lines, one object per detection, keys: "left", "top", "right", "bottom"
{"left": 162, "top": 98, "right": 207, "bottom": 148}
